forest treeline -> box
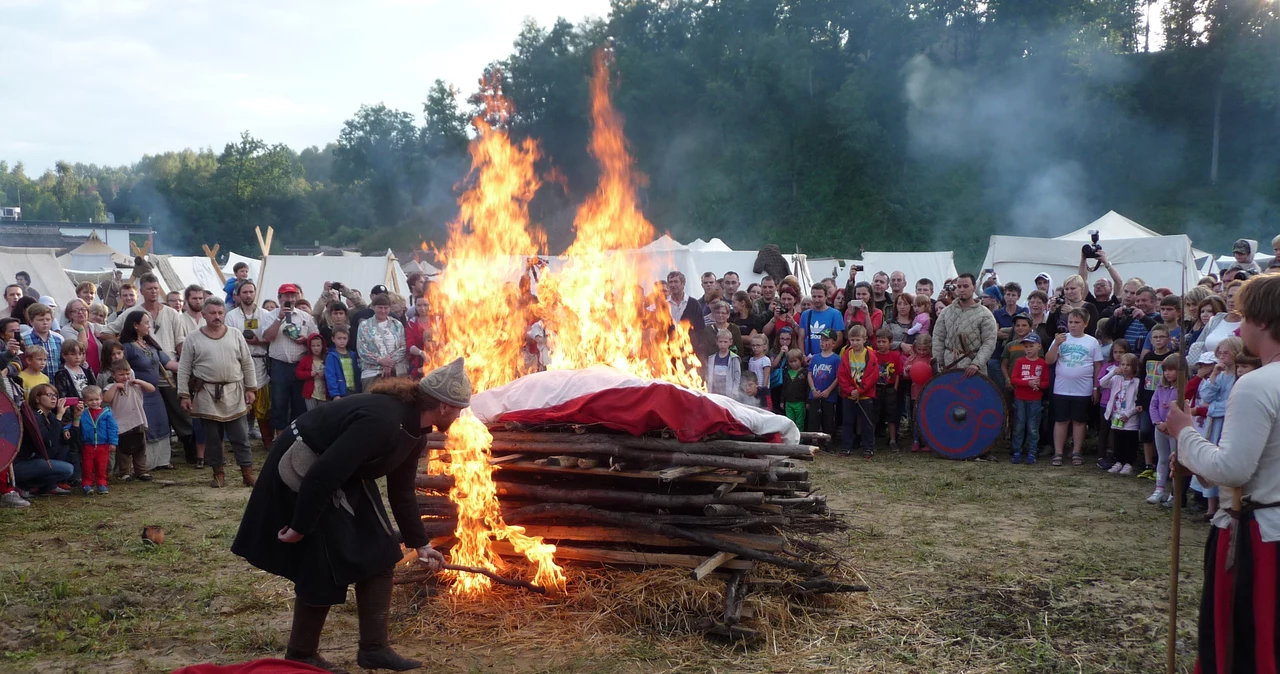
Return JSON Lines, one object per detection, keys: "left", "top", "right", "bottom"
{"left": 1, "top": 0, "right": 1276, "bottom": 268}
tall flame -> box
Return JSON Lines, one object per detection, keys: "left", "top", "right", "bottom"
{"left": 426, "top": 56, "right": 701, "bottom": 597}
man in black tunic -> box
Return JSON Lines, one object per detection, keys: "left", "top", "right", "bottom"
{"left": 233, "top": 358, "right": 471, "bottom": 672}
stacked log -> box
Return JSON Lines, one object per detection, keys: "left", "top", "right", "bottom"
{"left": 411, "top": 425, "right": 863, "bottom": 641}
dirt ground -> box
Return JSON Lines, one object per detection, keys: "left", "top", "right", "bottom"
{"left": 0, "top": 441, "right": 1208, "bottom": 673}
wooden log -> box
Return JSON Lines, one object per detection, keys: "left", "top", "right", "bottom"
{"left": 764, "top": 495, "right": 826, "bottom": 506}
{"left": 501, "top": 503, "right": 819, "bottom": 573}
{"left": 489, "top": 540, "right": 756, "bottom": 571}
{"left": 425, "top": 440, "right": 781, "bottom": 473}
{"left": 799, "top": 431, "right": 831, "bottom": 445}
{"left": 692, "top": 551, "right": 738, "bottom": 580}
{"left": 415, "top": 474, "right": 453, "bottom": 491}
{"left": 429, "top": 524, "right": 786, "bottom": 552}
{"left": 494, "top": 483, "right": 764, "bottom": 509}
{"left": 703, "top": 504, "right": 749, "bottom": 517}
{"left": 658, "top": 465, "right": 716, "bottom": 481}
{"left": 394, "top": 563, "right": 547, "bottom": 594}
{"left": 723, "top": 571, "right": 745, "bottom": 625}
{"left": 493, "top": 461, "right": 749, "bottom": 485}
{"left": 427, "top": 431, "right": 818, "bottom": 459}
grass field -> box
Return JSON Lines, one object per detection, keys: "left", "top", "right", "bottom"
{"left": 0, "top": 443, "right": 1209, "bottom": 673}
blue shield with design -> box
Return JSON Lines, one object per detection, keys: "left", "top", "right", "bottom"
{"left": 917, "top": 370, "right": 1006, "bottom": 459}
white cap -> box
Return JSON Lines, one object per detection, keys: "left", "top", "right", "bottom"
{"left": 1196, "top": 352, "right": 1217, "bottom": 365}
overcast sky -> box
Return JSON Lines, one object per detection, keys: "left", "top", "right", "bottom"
{"left": 2, "top": 0, "right": 609, "bottom": 174}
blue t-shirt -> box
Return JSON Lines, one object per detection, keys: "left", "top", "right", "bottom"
{"left": 223, "top": 277, "right": 239, "bottom": 303}
{"left": 801, "top": 308, "right": 845, "bottom": 356}
{"left": 808, "top": 352, "right": 840, "bottom": 400}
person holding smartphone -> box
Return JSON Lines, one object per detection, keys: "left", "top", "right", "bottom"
{"left": 261, "top": 284, "right": 317, "bottom": 430}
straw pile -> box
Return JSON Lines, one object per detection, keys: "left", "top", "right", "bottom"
{"left": 403, "top": 424, "right": 863, "bottom": 641}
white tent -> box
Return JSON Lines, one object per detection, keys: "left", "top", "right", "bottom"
{"left": 1214, "top": 253, "right": 1276, "bottom": 272}
{"left": 150, "top": 254, "right": 227, "bottom": 297}
{"left": 0, "top": 246, "right": 78, "bottom": 307}
{"left": 1056, "top": 210, "right": 1215, "bottom": 271}
{"left": 223, "top": 252, "right": 262, "bottom": 280}
{"left": 687, "top": 238, "right": 734, "bottom": 253}
{"left": 981, "top": 234, "right": 1200, "bottom": 294}
{"left": 259, "top": 251, "right": 409, "bottom": 303}
{"left": 57, "top": 231, "right": 129, "bottom": 272}
{"left": 797, "top": 252, "right": 957, "bottom": 295}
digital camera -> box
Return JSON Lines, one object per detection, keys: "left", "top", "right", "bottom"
{"left": 1081, "top": 229, "right": 1102, "bottom": 259}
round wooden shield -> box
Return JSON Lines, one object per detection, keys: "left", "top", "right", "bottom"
{"left": 0, "top": 390, "right": 21, "bottom": 469}
{"left": 917, "top": 370, "right": 1005, "bottom": 459}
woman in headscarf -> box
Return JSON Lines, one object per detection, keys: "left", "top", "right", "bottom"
{"left": 232, "top": 359, "right": 470, "bottom": 672}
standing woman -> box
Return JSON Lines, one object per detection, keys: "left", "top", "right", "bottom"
{"left": 730, "top": 291, "right": 762, "bottom": 339}
{"left": 357, "top": 294, "right": 408, "bottom": 386}
{"left": 1052, "top": 275, "right": 1100, "bottom": 336}
{"left": 232, "top": 360, "right": 468, "bottom": 671}
{"left": 61, "top": 298, "right": 103, "bottom": 375}
{"left": 1169, "top": 273, "right": 1280, "bottom": 671}
{"left": 120, "top": 312, "right": 178, "bottom": 474}
{"left": 1188, "top": 281, "right": 1246, "bottom": 365}
{"left": 887, "top": 292, "right": 916, "bottom": 354}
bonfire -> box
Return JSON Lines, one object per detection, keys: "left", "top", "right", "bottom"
{"left": 407, "top": 51, "right": 859, "bottom": 641}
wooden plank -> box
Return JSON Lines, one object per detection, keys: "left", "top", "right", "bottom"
{"left": 490, "top": 540, "right": 756, "bottom": 570}
{"left": 513, "top": 525, "right": 787, "bottom": 552}
{"left": 691, "top": 551, "right": 737, "bottom": 580}
{"left": 658, "top": 465, "right": 716, "bottom": 482}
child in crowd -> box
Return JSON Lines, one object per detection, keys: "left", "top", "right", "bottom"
{"left": 1148, "top": 353, "right": 1181, "bottom": 504}
{"left": 1158, "top": 294, "right": 1183, "bottom": 348}
{"left": 53, "top": 340, "right": 93, "bottom": 404}
{"left": 906, "top": 333, "right": 935, "bottom": 453}
{"left": 836, "top": 325, "right": 878, "bottom": 458}
{"left": 1136, "top": 324, "right": 1173, "bottom": 479}
{"left": 78, "top": 385, "right": 117, "bottom": 495}
{"left": 782, "top": 349, "right": 809, "bottom": 430}
{"left": 1095, "top": 338, "right": 1130, "bottom": 470}
{"left": 1189, "top": 353, "right": 1213, "bottom": 434}
{"left": 1046, "top": 309, "right": 1103, "bottom": 466}
{"left": 102, "top": 359, "right": 154, "bottom": 481}
{"left": 1102, "top": 353, "right": 1141, "bottom": 475}
{"left": 740, "top": 372, "right": 762, "bottom": 408}
{"left": 807, "top": 330, "right": 840, "bottom": 439}
{"left": 224, "top": 261, "right": 250, "bottom": 303}
{"left": 296, "top": 334, "right": 328, "bottom": 410}
{"left": 262, "top": 299, "right": 279, "bottom": 313}
{"left": 1000, "top": 314, "right": 1032, "bottom": 388}
{"left": 769, "top": 328, "right": 794, "bottom": 413}
{"left": 1009, "top": 333, "right": 1049, "bottom": 464}
{"left": 1236, "top": 353, "right": 1261, "bottom": 379}
{"left": 88, "top": 303, "right": 109, "bottom": 326}
{"left": 1192, "top": 337, "right": 1243, "bottom": 520}
{"left": 747, "top": 334, "right": 772, "bottom": 409}
{"left": 324, "top": 327, "right": 360, "bottom": 400}
{"left": 871, "top": 328, "right": 903, "bottom": 451}
{"left": 19, "top": 345, "right": 50, "bottom": 393}
{"left": 907, "top": 295, "right": 932, "bottom": 338}
{"left": 96, "top": 340, "right": 126, "bottom": 390}
{"left": 1096, "top": 317, "right": 1113, "bottom": 360}
{"left": 706, "top": 329, "right": 742, "bottom": 397}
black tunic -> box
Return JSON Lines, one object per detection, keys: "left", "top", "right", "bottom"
{"left": 231, "top": 393, "right": 430, "bottom": 605}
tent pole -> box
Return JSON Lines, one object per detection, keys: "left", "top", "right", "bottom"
{"left": 202, "top": 244, "right": 226, "bottom": 285}
{"left": 254, "top": 227, "right": 274, "bottom": 296}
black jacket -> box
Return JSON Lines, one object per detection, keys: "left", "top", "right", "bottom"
{"left": 231, "top": 392, "right": 430, "bottom": 605}
{"left": 17, "top": 408, "right": 76, "bottom": 463}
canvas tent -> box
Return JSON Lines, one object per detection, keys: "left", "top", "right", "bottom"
{"left": 258, "top": 251, "right": 409, "bottom": 303}
{"left": 981, "top": 234, "right": 1199, "bottom": 293}
{"left": 1055, "top": 210, "right": 1215, "bottom": 271}
{"left": 57, "top": 231, "right": 130, "bottom": 273}
{"left": 0, "top": 246, "right": 78, "bottom": 307}
{"left": 799, "top": 252, "right": 958, "bottom": 295}
{"left": 150, "top": 255, "right": 227, "bottom": 297}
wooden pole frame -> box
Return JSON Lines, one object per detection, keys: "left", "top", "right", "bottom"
{"left": 254, "top": 226, "right": 274, "bottom": 295}
{"left": 201, "top": 244, "right": 226, "bottom": 285}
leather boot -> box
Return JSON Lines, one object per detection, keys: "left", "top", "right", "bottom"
{"left": 240, "top": 465, "right": 256, "bottom": 487}
{"left": 285, "top": 600, "right": 348, "bottom": 673}
{"left": 210, "top": 467, "right": 225, "bottom": 488}
{"left": 259, "top": 418, "right": 275, "bottom": 447}
{"left": 355, "top": 571, "right": 420, "bottom": 671}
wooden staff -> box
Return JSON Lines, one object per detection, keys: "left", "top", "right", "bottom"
{"left": 1167, "top": 265, "right": 1190, "bottom": 674}
{"left": 254, "top": 226, "right": 274, "bottom": 293}
{"left": 396, "top": 549, "right": 547, "bottom": 594}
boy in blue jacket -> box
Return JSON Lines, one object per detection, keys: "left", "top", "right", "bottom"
{"left": 79, "top": 385, "right": 118, "bottom": 494}
{"left": 324, "top": 327, "right": 362, "bottom": 399}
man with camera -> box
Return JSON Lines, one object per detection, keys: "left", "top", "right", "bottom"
{"left": 314, "top": 281, "right": 366, "bottom": 343}
{"left": 1076, "top": 241, "right": 1123, "bottom": 318}
{"left": 1104, "top": 282, "right": 1160, "bottom": 353}
{"left": 261, "top": 284, "right": 316, "bottom": 431}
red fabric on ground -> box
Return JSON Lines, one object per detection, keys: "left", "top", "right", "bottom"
{"left": 496, "top": 384, "right": 758, "bottom": 442}
{"left": 173, "top": 659, "right": 331, "bottom": 674}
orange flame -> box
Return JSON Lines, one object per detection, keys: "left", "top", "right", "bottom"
{"left": 426, "top": 55, "right": 701, "bottom": 597}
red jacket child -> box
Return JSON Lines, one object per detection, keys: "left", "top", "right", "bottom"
{"left": 874, "top": 348, "right": 904, "bottom": 388}
{"left": 837, "top": 346, "right": 880, "bottom": 400}
{"left": 1010, "top": 355, "right": 1050, "bottom": 402}
{"left": 294, "top": 334, "right": 328, "bottom": 402}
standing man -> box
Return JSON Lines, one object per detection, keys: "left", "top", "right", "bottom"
{"left": 697, "top": 272, "right": 719, "bottom": 323}
{"left": 179, "top": 285, "right": 206, "bottom": 339}
{"left": 870, "top": 272, "right": 893, "bottom": 313}
{"left": 108, "top": 274, "right": 187, "bottom": 356}
{"left": 178, "top": 297, "right": 257, "bottom": 489}
{"left": 106, "top": 283, "right": 139, "bottom": 325}
{"left": 14, "top": 271, "right": 39, "bottom": 300}
{"left": 1077, "top": 248, "right": 1123, "bottom": 317}
{"left": 225, "top": 280, "right": 273, "bottom": 444}
{"left": 1169, "top": 273, "right": 1280, "bottom": 672}
{"left": 721, "top": 272, "right": 741, "bottom": 298}
{"left": 0, "top": 284, "right": 22, "bottom": 320}
{"left": 932, "top": 273, "right": 999, "bottom": 376}
{"left": 989, "top": 281, "right": 1025, "bottom": 388}
{"left": 1106, "top": 282, "right": 1159, "bottom": 353}
{"left": 261, "top": 283, "right": 316, "bottom": 430}
{"left": 97, "top": 269, "right": 124, "bottom": 313}
{"left": 797, "top": 284, "right": 845, "bottom": 359}
{"left": 665, "top": 272, "right": 703, "bottom": 332}
{"left": 915, "top": 278, "right": 935, "bottom": 301}
{"left": 752, "top": 275, "right": 778, "bottom": 318}
{"left": 889, "top": 271, "right": 907, "bottom": 298}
